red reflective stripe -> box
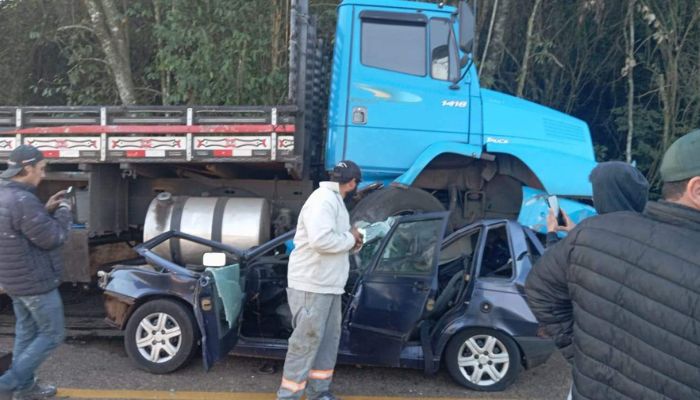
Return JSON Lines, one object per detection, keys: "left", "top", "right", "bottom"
{"left": 280, "top": 378, "right": 307, "bottom": 393}
{"left": 41, "top": 151, "right": 60, "bottom": 158}
{"left": 309, "top": 369, "right": 334, "bottom": 380}
{"left": 10, "top": 124, "right": 296, "bottom": 135}
{"left": 213, "top": 150, "right": 233, "bottom": 157}
{"left": 125, "top": 150, "right": 146, "bottom": 158}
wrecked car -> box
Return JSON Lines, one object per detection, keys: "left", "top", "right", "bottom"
{"left": 100, "top": 212, "right": 553, "bottom": 391}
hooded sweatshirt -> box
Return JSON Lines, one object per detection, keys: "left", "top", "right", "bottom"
{"left": 546, "top": 161, "right": 649, "bottom": 246}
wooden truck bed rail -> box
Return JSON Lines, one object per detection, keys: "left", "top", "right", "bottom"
{"left": 0, "top": 106, "right": 297, "bottom": 164}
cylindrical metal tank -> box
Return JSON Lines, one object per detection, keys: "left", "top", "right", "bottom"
{"left": 143, "top": 192, "right": 270, "bottom": 265}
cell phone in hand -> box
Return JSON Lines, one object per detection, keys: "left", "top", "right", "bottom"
{"left": 546, "top": 195, "right": 566, "bottom": 226}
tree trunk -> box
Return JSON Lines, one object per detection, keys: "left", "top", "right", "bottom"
{"left": 83, "top": 0, "right": 137, "bottom": 105}
{"left": 625, "top": 0, "right": 636, "bottom": 163}
{"left": 516, "top": 0, "right": 542, "bottom": 98}
{"left": 153, "top": 0, "right": 169, "bottom": 105}
{"left": 478, "top": 0, "right": 510, "bottom": 87}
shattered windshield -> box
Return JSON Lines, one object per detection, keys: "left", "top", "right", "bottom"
{"left": 352, "top": 217, "right": 398, "bottom": 273}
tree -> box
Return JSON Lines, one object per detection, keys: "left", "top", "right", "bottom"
{"left": 83, "top": 0, "right": 137, "bottom": 105}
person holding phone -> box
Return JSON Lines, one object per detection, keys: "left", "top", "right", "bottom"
{"left": 0, "top": 145, "right": 72, "bottom": 400}
{"left": 545, "top": 161, "right": 649, "bottom": 247}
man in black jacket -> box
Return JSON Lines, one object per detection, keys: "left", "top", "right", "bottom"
{"left": 525, "top": 130, "right": 700, "bottom": 400}
{"left": 0, "top": 145, "right": 72, "bottom": 400}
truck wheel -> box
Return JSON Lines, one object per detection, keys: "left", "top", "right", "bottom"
{"left": 445, "top": 328, "right": 521, "bottom": 391}
{"left": 351, "top": 186, "right": 446, "bottom": 225}
{"left": 124, "top": 299, "right": 198, "bottom": 374}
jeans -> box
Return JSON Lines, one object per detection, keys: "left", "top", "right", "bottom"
{"left": 0, "top": 289, "right": 64, "bottom": 393}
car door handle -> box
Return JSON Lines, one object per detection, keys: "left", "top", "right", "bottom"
{"left": 413, "top": 281, "right": 429, "bottom": 293}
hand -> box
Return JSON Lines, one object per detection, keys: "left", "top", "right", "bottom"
{"left": 546, "top": 208, "right": 575, "bottom": 233}
{"left": 350, "top": 227, "right": 364, "bottom": 247}
{"left": 45, "top": 190, "right": 67, "bottom": 212}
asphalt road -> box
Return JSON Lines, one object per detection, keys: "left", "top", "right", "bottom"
{"left": 0, "top": 335, "right": 571, "bottom": 399}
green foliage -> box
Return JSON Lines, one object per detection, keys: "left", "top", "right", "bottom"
{"left": 152, "top": 0, "right": 289, "bottom": 105}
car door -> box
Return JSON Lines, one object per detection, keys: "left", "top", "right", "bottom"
{"left": 194, "top": 232, "right": 295, "bottom": 370}
{"left": 194, "top": 262, "right": 246, "bottom": 370}
{"left": 344, "top": 212, "right": 449, "bottom": 366}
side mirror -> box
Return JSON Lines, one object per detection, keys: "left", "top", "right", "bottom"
{"left": 203, "top": 252, "right": 227, "bottom": 267}
{"left": 458, "top": 1, "right": 475, "bottom": 53}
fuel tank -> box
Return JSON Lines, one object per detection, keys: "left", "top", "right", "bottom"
{"left": 143, "top": 192, "right": 270, "bottom": 265}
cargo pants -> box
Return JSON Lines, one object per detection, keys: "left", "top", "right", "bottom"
{"left": 276, "top": 288, "right": 342, "bottom": 400}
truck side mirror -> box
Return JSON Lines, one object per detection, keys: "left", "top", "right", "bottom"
{"left": 458, "top": 1, "right": 475, "bottom": 53}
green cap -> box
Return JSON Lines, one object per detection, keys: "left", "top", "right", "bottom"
{"left": 659, "top": 129, "right": 700, "bottom": 182}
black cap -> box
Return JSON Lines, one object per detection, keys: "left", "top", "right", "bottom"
{"left": 1, "top": 145, "right": 44, "bottom": 179}
{"left": 330, "top": 160, "right": 362, "bottom": 184}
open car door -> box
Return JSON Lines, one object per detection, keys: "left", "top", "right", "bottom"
{"left": 195, "top": 261, "right": 246, "bottom": 370}
{"left": 345, "top": 212, "right": 449, "bottom": 366}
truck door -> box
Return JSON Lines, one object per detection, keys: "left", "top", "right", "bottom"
{"left": 345, "top": 212, "right": 449, "bottom": 366}
{"left": 342, "top": 8, "right": 470, "bottom": 178}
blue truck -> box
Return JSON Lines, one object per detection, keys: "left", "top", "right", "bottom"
{"left": 0, "top": 1, "right": 594, "bottom": 301}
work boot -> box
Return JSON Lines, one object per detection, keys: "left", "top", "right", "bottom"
{"left": 311, "top": 392, "right": 341, "bottom": 400}
{"left": 11, "top": 381, "right": 57, "bottom": 400}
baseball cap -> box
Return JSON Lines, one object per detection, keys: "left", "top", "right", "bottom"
{"left": 659, "top": 129, "right": 700, "bottom": 182}
{"left": 330, "top": 160, "right": 362, "bottom": 184}
{"left": 0, "top": 145, "right": 45, "bottom": 179}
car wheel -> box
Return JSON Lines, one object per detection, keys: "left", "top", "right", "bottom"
{"left": 124, "top": 299, "right": 198, "bottom": 374}
{"left": 445, "top": 328, "right": 521, "bottom": 391}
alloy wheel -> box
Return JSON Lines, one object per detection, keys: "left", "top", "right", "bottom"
{"left": 456, "top": 334, "right": 510, "bottom": 386}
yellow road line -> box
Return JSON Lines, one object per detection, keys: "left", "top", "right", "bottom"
{"left": 57, "top": 388, "right": 513, "bottom": 400}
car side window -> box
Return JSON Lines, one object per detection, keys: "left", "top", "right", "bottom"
{"left": 361, "top": 19, "right": 426, "bottom": 76}
{"left": 479, "top": 226, "right": 514, "bottom": 279}
{"left": 374, "top": 218, "right": 443, "bottom": 275}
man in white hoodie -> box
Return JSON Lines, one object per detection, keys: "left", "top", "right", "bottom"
{"left": 276, "top": 161, "right": 363, "bottom": 400}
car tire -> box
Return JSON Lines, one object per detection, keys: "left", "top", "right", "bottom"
{"left": 351, "top": 186, "right": 446, "bottom": 225}
{"left": 124, "top": 298, "right": 199, "bottom": 374}
{"left": 445, "top": 328, "right": 521, "bottom": 391}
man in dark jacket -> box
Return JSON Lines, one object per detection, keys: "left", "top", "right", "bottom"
{"left": 525, "top": 130, "right": 700, "bottom": 400}
{"left": 0, "top": 145, "right": 72, "bottom": 400}
{"left": 545, "top": 161, "right": 649, "bottom": 246}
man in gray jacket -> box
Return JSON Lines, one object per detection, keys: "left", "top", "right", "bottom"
{"left": 0, "top": 145, "right": 72, "bottom": 400}
{"left": 277, "top": 161, "right": 363, "bottom": 400}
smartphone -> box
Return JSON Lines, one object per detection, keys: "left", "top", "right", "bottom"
{"left": 546, "top": 195, "right": 566, "bottom": 226}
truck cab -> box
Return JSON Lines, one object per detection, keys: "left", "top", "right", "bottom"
{"left": 330, "top": 0, "right": 597, "bottom": 229}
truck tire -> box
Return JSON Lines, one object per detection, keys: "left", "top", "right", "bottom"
{"left": 351, "top": 186, "right": 446, "bottom": 225}
{"left": 124, "top": 299, "right": 198, "bottom": 374}
{"left": 444, "top": 328, "right": 521, "bottom": 391}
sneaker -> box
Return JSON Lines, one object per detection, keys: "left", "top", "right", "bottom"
{"left": 11, "top": 381, "right": 57, "bottom": 400}
{"left": 311, "top": 393, "right": 340, "bottom": 400}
